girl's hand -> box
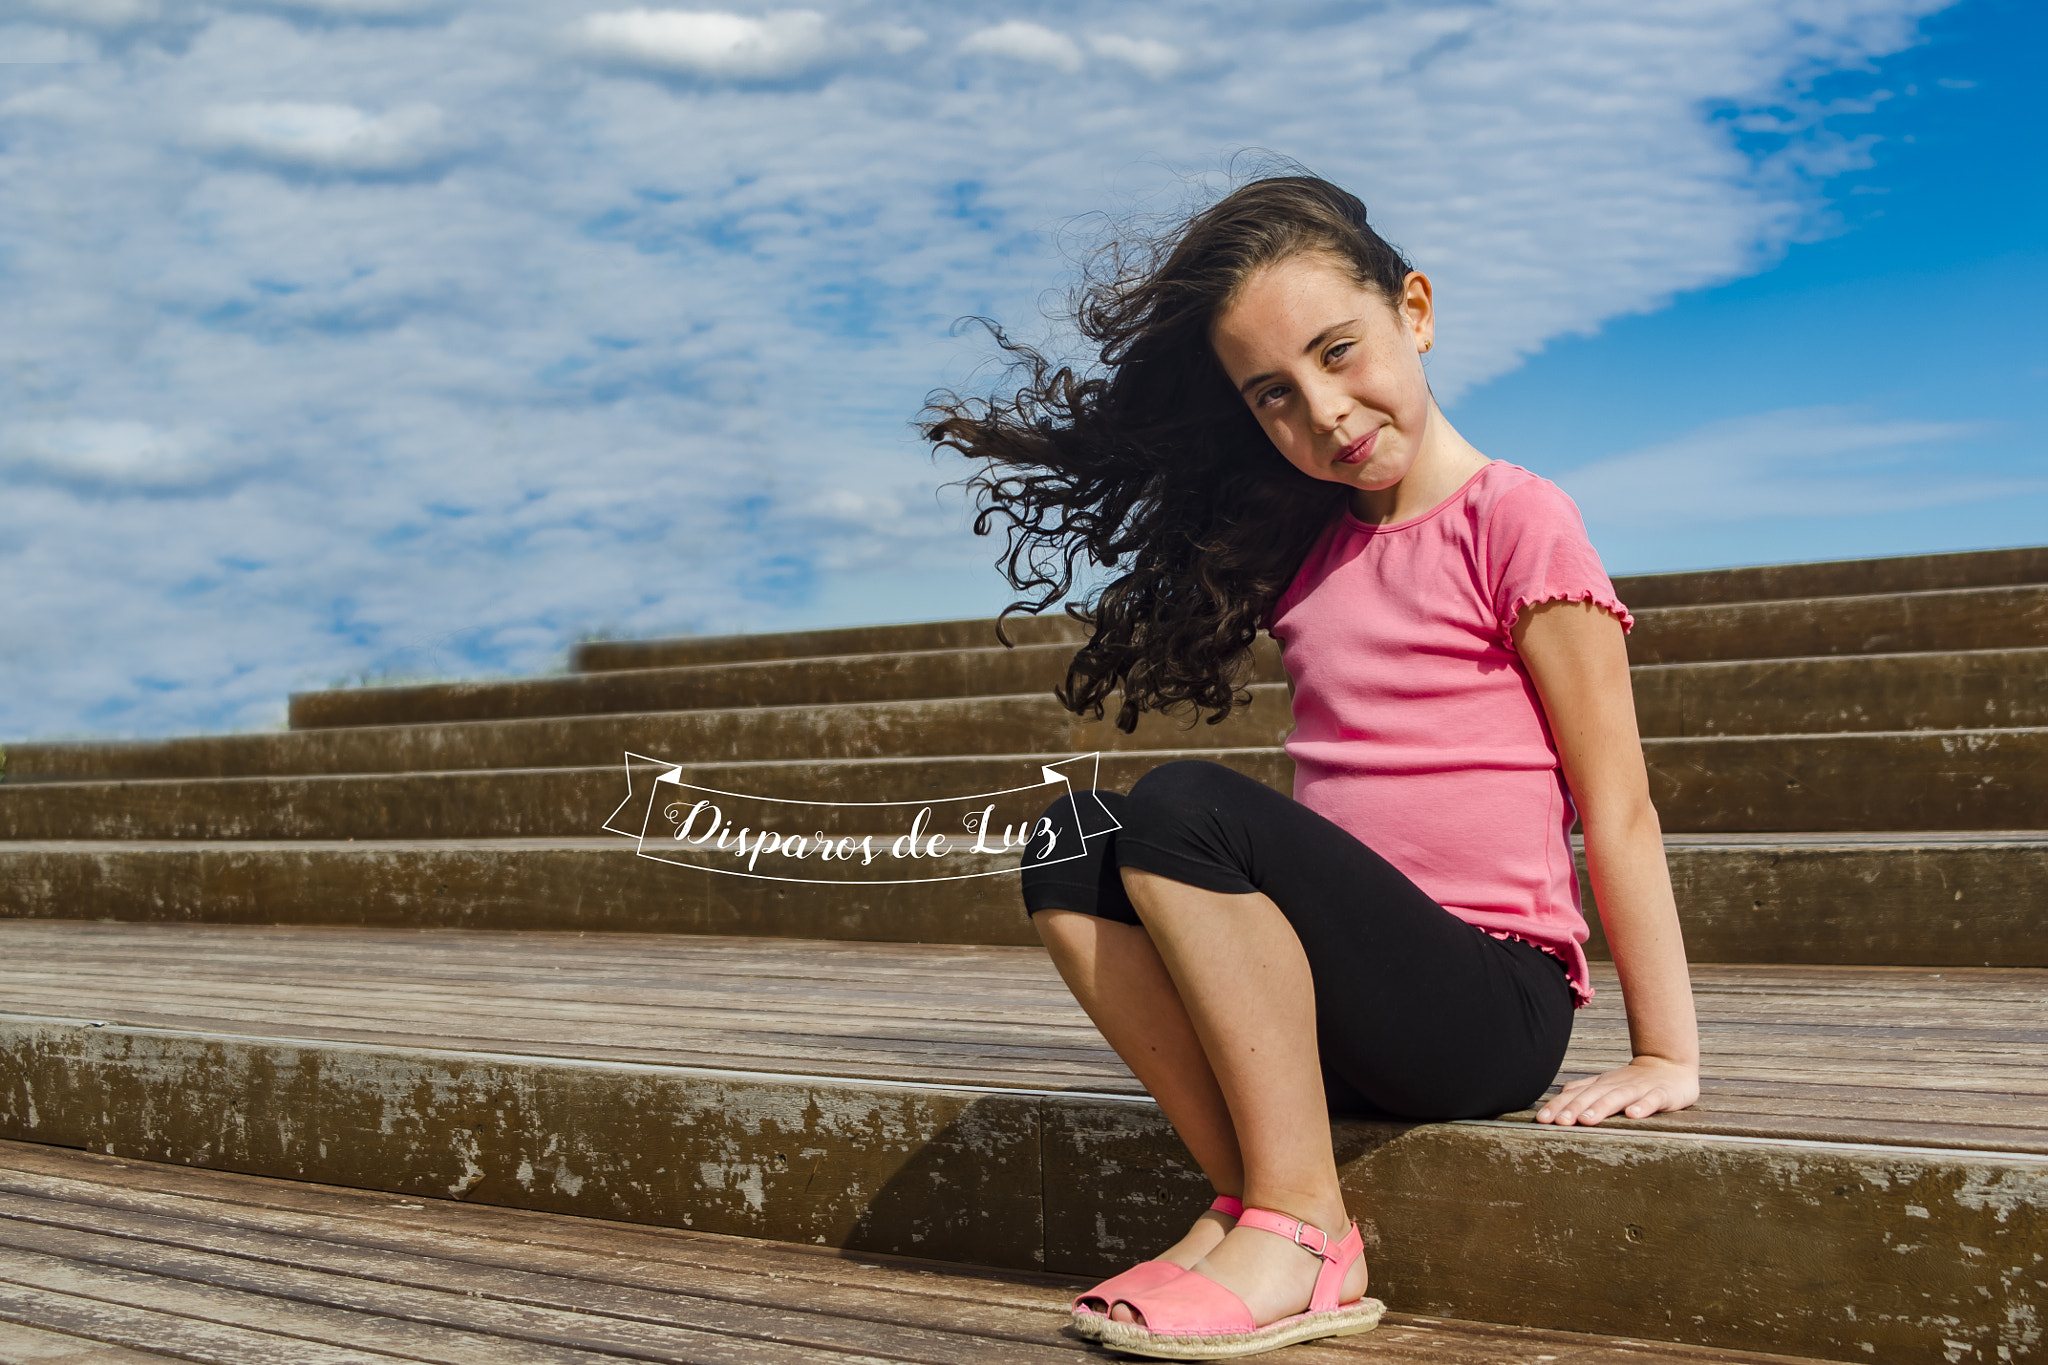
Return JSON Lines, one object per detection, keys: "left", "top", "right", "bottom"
{"left": 1536, "top": 1055, "right": 1699, "bottom": 1126}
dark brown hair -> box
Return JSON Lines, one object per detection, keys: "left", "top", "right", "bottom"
{"left": 921, "top": 174, "right": 1414, "bottom": 732}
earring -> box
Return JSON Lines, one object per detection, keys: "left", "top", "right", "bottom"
{"left": 1421, "top": 339, "right": 1433, "bottom": 353}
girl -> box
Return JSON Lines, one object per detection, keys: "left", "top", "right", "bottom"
{"left": 924, "top": 175, "right": 1699, "bottom": 1360}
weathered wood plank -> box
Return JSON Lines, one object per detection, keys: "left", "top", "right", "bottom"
{"left": 0, "top": 1318, "right": 176, "bottom": 1363}
{"left": 3, "top": 923, "right": 2044, "bottom": 1148}
{"left": 0, "top": 1276, "right": 421, "bottom": 1363}
{"left": 0, "top": 1195, "right": 1089, "bottom": 1358}
{"left": 0, "top": 1139, "right": 1908, "bottom": 1365}
{"left": 0, "top": 1239, "right": 648, "bottom": 1364}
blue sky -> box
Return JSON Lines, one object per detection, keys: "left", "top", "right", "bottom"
{"left": 1, "top": 0, "right": 2039, "bottom": 739}
{"left": 1463, "top": 0, "right": 2048, "bottom": 573}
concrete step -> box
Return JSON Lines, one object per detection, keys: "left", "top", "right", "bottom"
{"left": 574, "top": 613, "right": 1084, "bottom": 673}
{"left": 287, "top": 640, "right": 1144, "bottom": 731}
{"left": 287, "top": 586, "right": 2048, "bottom": 732}
{"left": 1632, "top": 647, "right": 2048, "bottom": 737}
{"left": 11, "top": 647, "right": 2047, "bottom": 786}
{"left": 3, "top": 833, "right": 2045, "bottom": 968}
{"left": 0, "top": 1140, "right": 1852, "bottom": 1365}
{"left": 1, "top": 687, "right": 1296, "bottom": 785}
{"left": 2, "top": 730, "right": 2043, "bottom": 840}
{"left": 1628, "top": 583, "right": 2048, "bottom": 664}
{"left": 562, "top": 545, "right": 2048, "bottom": 673}
{"left": 1, "top": 921, "right": 2040, "bottom": 1365}
{"left": 1614, "top": 542, "right": 2048, "bottom": 609}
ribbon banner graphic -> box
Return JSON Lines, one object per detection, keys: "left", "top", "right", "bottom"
{"left": 603, "top": 751, "right": 1121, "bottom": 884}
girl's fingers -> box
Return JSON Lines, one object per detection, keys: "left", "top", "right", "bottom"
{"left": 1539, "top": 1076, "right": 1676, "bottom": 1125}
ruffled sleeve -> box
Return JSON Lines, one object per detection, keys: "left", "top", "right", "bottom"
{"left": 1483, "top": 477, "right": 1633, "bottom": 646}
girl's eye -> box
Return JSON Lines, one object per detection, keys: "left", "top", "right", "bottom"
{"left": 1325, "top": 341, "right": 1353, "bottom": 365}
{"left": 1256, "top": 385, "right": 1289, "bottom": 409}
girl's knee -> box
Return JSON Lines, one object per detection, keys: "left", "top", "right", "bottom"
{"left": 1127, "top": 758, "right": 1246, "bottom": 814}
{"left": 1025, "top": 788, "right": 1127, "bottom": 858}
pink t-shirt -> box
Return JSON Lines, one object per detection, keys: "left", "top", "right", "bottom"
{"left": 1266, "top": 461, "right": 1632, "bottom": 1007}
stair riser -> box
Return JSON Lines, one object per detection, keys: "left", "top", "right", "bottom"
{"left": 0, "top": 843, "right": 1042, "bottom": 946}
{"left": 570, "top": 547, "right": 2048, "bottom": 668}
{"left": 1632, "top": 649, "right": 2048, "bottom": 737}
{"left": 1644, "top": 729, "right": 2048, "bottom": 832}
{"left": 3, "top": 733, "right": 2042, "bottom": 840}
{"left": 5, "top": 841, "right": 2046, "bottom": 968}
{"left": 1615, "top": 544, "right": 2048, "bottom": 610}
{"left": 3, "top": 1020, "right": 2035, "bottom": 1365}
{"left": 574, "top": 614, "right": 1085, "bottom": 672}
{"left": 1629, "top": 584, "right": 2048, "bottom": 664}
{"left": 0, "top": 752, "right": 1290, "bottom": 842}
{"left": 2, "top": 689, "right": 1297, "bottom": 784}
{"left": 15, "top": 654, "right": 2048, "bottom": 783}
{"left": 1588, "top": 841, "right": 2048, "bottom": 966}
{"left": 288, "top": 640, "right": 1254, "bottom": 731}
{"left": 286, "top": 595, "right": 2048, "bottom": 737}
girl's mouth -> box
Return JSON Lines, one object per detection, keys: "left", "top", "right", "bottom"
{"left": 1335, "top": 429, "right": 1377, "bottom": 466}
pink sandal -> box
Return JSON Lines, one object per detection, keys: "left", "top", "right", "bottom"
{"left": 1095, "top": 1206, "right": 1385, "bottom": 1359}
{"left": 1069, "top": 1195, "right": 1242, "bottom": 1340}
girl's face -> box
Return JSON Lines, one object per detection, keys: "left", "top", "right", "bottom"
{"left": 1208, "top": 252, "right": 1437, "bottom": 501}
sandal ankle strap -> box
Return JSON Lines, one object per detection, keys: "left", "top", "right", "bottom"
{"left": 1236, "top": 1206, "right": 1364, "bottom": 1313}
{"left": 1236, "top": 1206, "right": 1334, "bottom": 1258}
{"left": 1207, "top": 1194, "right": 1244, "bottom": 1218}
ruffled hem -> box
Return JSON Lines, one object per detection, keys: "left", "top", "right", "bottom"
{"left": 1501, "top": 588, "right": 1634, "bottom": 645}
{"left": 1484, "top": 928, "right": 1594, "bottom": 1007}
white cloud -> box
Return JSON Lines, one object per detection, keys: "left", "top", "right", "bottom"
{"left": 959, "top": 20, "right": 1081, "bottom": 72}
{"left": 874, "top": 24, "right": 922, "bottom": 55}
{"left": 1088, "top": 33, "right": 1178, "bottom": 77}
{"left": 0, "top": 23, "right": 98, "bottom": 60}
{"left": 573, "top": 8, "right": 833, "bottom": 78}
{"left": 250, "top": 0, "right": 450, "bottom": 17}
{"left": 5, "top": 0, "right": 158, "bottom": 29}
{"left": 197, "top": 100, "right": 448, "bottom": 173}
{"left": 0, "top": 420, "right": 242, "bottom": 492}
{"left": 1558, "top": 408, "right": 2032, "bottom": 524}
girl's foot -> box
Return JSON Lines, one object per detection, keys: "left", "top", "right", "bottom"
{"left": 1153, "top": 1199, "right": 1238, "bottom": 1269}
{"left": 1071, "top": 1200, "right": 1241, "bottom": 1336}
{"left": 1107, "top": 1211, "right": 1368, "bottom": 1327}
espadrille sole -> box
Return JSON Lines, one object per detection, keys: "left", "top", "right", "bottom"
{"left": 1096, "top": 1298, "right": 1385, "bottom": 1360}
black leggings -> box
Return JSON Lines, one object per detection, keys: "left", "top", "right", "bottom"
{"left": 1020, "top": 759, "right": 1575, "bottom": 1120}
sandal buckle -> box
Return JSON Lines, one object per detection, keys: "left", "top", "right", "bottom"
{"left": 1285, "top": 1218, "right": 1331, "bottom": 1259}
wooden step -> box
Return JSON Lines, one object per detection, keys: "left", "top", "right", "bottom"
{"left": 2, "top": 731, "right": 2043, "bottom": 840}
{"left": 1, "top": 922, "right": 2040, "bottom": 1365}
{"left": 0, "top": 1139, "right": 1850, "bottom": 1365}
{"left": 13, "top": 647, "right": 2046, "bottom": 786}
{"left": 2, "top": 834, "right": 2045, "bottom": 968}
{"left": 1614, "top": 542, "right": 2048, "bottom": 609}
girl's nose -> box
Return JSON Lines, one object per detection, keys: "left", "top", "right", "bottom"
{"left": 1307, "top": 381, "right": 1351, "bottom": 435}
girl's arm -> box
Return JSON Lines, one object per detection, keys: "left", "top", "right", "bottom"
{"left": 1513, "top": 598, "right": 1700, "bottom": 1125}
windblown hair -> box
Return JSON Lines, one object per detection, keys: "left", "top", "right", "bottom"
{"left": 921, "top": 174, "right": 1415, "bottom": 732}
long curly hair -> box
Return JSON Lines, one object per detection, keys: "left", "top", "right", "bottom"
{"left": 922, "top": 174, "right": 1415, "bottom": 732}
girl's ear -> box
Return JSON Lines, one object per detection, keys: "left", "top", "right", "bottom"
{"left": 1401, "top": 270, "right": 1436, "bottom": 354}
